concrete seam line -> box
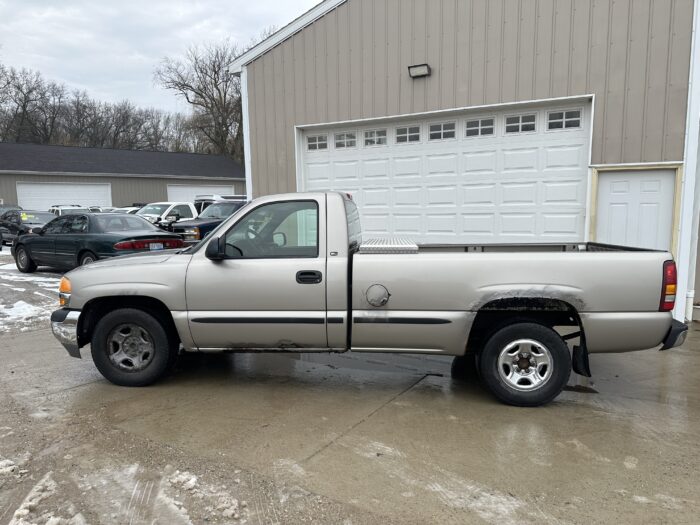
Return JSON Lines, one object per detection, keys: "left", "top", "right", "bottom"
{"left": 300, "top": 374, "right": 429, "bottom": 465}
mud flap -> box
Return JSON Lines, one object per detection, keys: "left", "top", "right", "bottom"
{"left": 572, "top": 344, "right": 591, "bottom": 377}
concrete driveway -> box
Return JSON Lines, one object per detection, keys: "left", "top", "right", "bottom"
{"left": 1, "top": 311, "right": 699, "bottom": 524}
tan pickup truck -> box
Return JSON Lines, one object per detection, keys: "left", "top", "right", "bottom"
{"left": 51, "top": 192, "right": 687, "bottom": 406}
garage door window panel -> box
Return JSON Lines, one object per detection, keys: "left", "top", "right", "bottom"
{"left": 307, "top": 135, "right": 328, "bottom": 151}
{"left": 466, "top": 118, "right": 495, "bottom": 137}
{"left": 396, "top": 125, "right": 420, "bottom": 144}
{"left": 547, "top": 109, "right": 582, "bottom": 131}
{"left": 364, "top": 129, "right": 387, "bottom": 146}
{"left": 505, "top": 114, "right": 537, "bottom": 134}
{"left": 429, "top": 122, "right": 456, "bottom": 140}
{"left": 224, "top": 201, "right": 319, "bottom": 259}
{"left": 335, "top": 132, "right": 356, "bottom": 148}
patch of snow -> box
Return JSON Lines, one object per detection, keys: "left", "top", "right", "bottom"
{"left": 624, "top": 456, "right": 638, "bottom": 470}
{"left": 0, "top": 458, "right": 18, "bottom": 475}
{"left": 10, "top": 471, "right": 57, "bottom": 525}
{"left": 632, "top": 495, "right": 652, "bottom": 504}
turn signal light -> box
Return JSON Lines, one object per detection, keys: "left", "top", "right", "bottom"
{"left": 660, "top": 260, "right": 677, "bottom": 312}
{"left": 59, "top": 277, "right": 71, "bottom": 307}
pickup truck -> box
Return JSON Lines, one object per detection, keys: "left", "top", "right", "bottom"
{"left": 50, "top": 192, "right": 688, "bottom": 406}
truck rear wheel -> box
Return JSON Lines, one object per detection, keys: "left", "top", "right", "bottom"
{"left": 479, "top": 322, "right": 571, "bottom": 407}
{"left": 91, "top": 308, "right": 177, "bottom": 386}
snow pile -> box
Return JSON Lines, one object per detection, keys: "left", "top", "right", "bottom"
{"left": 167, "top": 468, "right": 246, "bottom": 521}
{"left": 9, "top": 472, "right": 56, "bottom": 524}
{"left": 0, "top": 457, "right": 18, "bottom": 475}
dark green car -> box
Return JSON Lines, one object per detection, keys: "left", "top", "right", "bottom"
{"left": 12, "top": 213, "right": 184, "bottom": 272}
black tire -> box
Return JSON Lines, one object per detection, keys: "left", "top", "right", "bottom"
{"left": 79, "top": 251, "right": 98, "bottom": 266}
{"left": 479, "top": 322, "right": 571, "bottom": 407}
{"left": 450, "top": 353, "right": 480, "bottom": 383}
{"left": 15, "top": 245, "right": 37, "bottom": 273}
{"left": 91, "top": 308, "right": 178, "bottom": 387}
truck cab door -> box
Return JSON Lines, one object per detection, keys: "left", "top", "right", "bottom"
{"left": 185, "top": 197, "right": 328, "bottom": 350}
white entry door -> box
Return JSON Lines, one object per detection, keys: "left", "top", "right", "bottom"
{"left": 596, "top": 170, "right": 675, "bottom": 250}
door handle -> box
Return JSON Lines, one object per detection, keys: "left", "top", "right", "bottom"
{"left": 296, "top": 270, "right": 323, "bottom": 284}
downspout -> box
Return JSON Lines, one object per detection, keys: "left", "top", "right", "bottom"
{"left": 684, "top": 137, "right": 700, "bottom": 321}
{"left": 676, "top": 0, "right": 700, "bottom": 322}
{"left": 240, "top": 66, "right": 254, "bottom": 202}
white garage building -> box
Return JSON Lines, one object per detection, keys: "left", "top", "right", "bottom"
{"left": 231, "top": 0, "right": 700, "bottom": 320}
{"left": 0, "top": 143, "right": 246, "bottom": 210}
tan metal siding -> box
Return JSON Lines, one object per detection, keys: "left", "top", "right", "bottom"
{"left": 0, "top": 175, "right": 244, "bottom": 207}
{"left": 246, "top": 0, "right": 694, "bottom": 196}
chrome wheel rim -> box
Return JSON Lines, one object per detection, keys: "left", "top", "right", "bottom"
{"left": 17, "top": 249, "right": 27, "bottom": 269}
{"left": 107, "top": 323, "right": 155, "bottom": 371}
{"left": 497, "top": 339, "right": 553, "bottom": 391}
{"left": 82, "top": 255, "right": 94, "bottom": 265}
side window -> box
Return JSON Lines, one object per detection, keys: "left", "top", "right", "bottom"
{"left": 173, "top": 205, "right": 193, "bottom": 219}
{"left": 224, "top": 201, "right": 319, "bottom": 259}
{"left": 69, "top": 216, "right": 89, "bottom": 233}
{"left": 44, "top": 217, "right": 67, "bottom": 234}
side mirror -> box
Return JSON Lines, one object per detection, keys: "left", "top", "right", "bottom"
{"left": 273, "top": 232, "right": 287, "bottom": 247}
{"left": 30, "top": 227, "right": 43, "bottom": 235}
{"left": 205, "top": 237, "right": 225, "bottom": 261}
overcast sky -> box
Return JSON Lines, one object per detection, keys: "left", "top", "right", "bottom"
{"left": 0, "top": 0, "right": 320, "bottom": 113}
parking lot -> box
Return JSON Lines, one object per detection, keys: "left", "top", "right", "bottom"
{"left": 0, "top": 249, "right": 699, "bottom": 524}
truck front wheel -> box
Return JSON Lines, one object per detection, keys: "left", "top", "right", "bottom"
{"left": 479, "top": 322, "right": 571, "bottom": 407}
{"left": 91, "top": 308, "right": 177, "bottom": 386}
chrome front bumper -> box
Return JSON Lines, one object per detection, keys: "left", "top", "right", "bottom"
{"left": 51, "top": 308, "right": 81, "bottom": 358}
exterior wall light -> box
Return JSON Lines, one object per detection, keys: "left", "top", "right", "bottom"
{"left": 408, "top": 64, "right": 431, "bottom": 78}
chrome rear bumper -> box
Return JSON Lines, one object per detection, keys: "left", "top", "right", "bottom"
{"left": 51, "top": 308, "right": 81, "bottom": 358}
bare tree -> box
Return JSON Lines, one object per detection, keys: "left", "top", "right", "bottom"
{"left": 154, "top": 41, "right": 243, "bottom": 160}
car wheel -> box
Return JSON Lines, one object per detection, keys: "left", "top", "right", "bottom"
{"left": 79, "top": 251, "right": 98, "bottom": 266}
{"left": 91, "top": 308, "right": 178, "bottom": 387}
{"left": 479, "top": 322, "right": 571, "bottom": 407}
{"left": 15, "top": 245, "right": 37, "bottom": 273}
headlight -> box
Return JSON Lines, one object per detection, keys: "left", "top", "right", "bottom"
{"left": 183, "top": 227, "right": 200, "bottom": 240}
{"left": 59, "top": 277, "right": 71, "bottom": 307}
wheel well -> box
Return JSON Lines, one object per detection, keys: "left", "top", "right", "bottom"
{"left": 467, "top": 298, "right": 584, "bottom": 355}
{"left": 77, "top": 296, "right": 180, "bottom": 348}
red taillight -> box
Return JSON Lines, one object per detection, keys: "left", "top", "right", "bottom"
{"left": 114, "top": 238, "right": 184, "bottom": 250}
{"left": 660, "top": 260, "right": 677, "bottom": 311}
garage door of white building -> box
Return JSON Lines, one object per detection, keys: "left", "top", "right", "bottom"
{"left": 300, "top": 101, "right": 591, "bottom": 244}
{"left": 167, "top": 184, "right": 237, "bottom": 202}
{"left": 16, "top": 182, "right": 112, "bottom": 211}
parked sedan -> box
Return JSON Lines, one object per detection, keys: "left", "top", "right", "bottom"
{"left": 0, "top": 210, "right": 55, "bottom": 245}
{"left": 12, "top": 213, "right": 184, "bottom": 273}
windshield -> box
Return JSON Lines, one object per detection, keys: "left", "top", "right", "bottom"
{"left": 137, "top": 204, "right": 169, "bottom": 215}
{"left": 21, "top": 212, "right": 55, "bottom": 224}
{"left": 199, "top": 202, "right": 244, "bottom": 219}
{"left": 95, "top": 214, "right": 158, "bottom": 232}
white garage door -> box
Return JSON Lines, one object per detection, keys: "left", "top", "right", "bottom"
{"left": 300, "top": 102, "right": 591, "bottom": 244}
{"left": 16, "top": 182, "right": 112, "bottom": 211}
{"left": 167, "top": 184, "right": 236, "bottom": 202}
{"left": 596, "top": 170, "right": 675, "bottom": 250}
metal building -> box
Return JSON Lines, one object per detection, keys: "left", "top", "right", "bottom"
{"left": 230, "top": 0, "right": 700, "bottom": 321}
{"left": 0, "top": 143, "right": 246, "bottom": 209}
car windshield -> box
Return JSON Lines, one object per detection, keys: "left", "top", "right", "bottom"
{"left": 199, "top": 202, "right": 244, "bottom": 219}
{"left": 20, "top": 212, "right": 55, "bottom": 224}
{"left": 95, "top": 214, "right": 159, "bottom": 232}
{"left": 137, "top": 204, "right": 169, "bottom": 215}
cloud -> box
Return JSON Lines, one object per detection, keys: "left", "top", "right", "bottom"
{"left": 0, "top": 0, "right": 321, "bottom": 112}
